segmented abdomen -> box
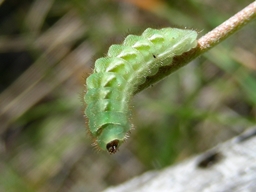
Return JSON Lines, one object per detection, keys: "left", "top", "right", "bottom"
{"left": 84, "top": 28, "right": 197, "bottom": 153}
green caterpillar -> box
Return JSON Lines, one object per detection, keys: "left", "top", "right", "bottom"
{"left": 84, "top": 28, "right": 198, "bottom": 153}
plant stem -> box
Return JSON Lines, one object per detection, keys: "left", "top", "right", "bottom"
{"left": 135, "top": 1, "right": 256, "bottom": 94}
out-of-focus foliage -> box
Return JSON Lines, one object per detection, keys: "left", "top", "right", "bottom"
{"left": 0, "top": 0, "right": 255, "bottom": 191}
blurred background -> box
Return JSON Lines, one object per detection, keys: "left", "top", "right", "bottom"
{"left": 0, "top": 0, "right": 255, "bottom": 191}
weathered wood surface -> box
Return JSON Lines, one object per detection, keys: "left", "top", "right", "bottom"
{"left": 103, "top": 127, "right": 256, "bottom": 192}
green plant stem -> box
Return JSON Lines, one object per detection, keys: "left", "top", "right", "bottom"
{"left": 135, "top": 1, "right": 256, "bottom": 94}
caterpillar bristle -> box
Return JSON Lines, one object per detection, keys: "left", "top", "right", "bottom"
{"left": 92, "top": 142, "right": 101, "bottom": 153}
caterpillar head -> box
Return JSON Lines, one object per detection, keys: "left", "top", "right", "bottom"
{"left": 96, "top": 124, "right": 128, "bottom": 154}
{"left": 106, "top": 139, "right": 119, "bottom": 154}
